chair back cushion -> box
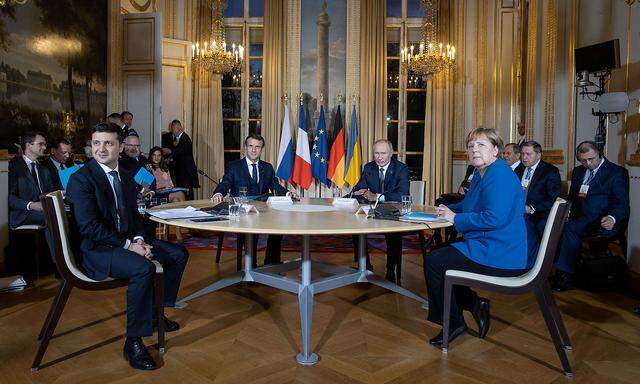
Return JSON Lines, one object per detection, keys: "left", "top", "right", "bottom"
{"left": 44, "top": 191, "right": 106, "bottom": 283}
{"left": 409, "top": 180, "right": 426, "bottom": 206}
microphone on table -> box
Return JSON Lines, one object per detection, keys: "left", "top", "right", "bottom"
{"left": 197, "top": 169, "right": 218, "bottom": 185}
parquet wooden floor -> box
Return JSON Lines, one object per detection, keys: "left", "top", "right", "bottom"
{"left": 1, "top": 248, "right": 640, "bottom": 383}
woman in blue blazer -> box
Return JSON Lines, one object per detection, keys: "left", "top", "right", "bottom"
{"left": 424, "top": 127, "right": 528, "bottom": 346}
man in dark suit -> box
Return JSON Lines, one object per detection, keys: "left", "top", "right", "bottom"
{"left": 42, "top": 138, "right": 75, "bottom": 190}
{"left": 66, "top": 123, "right": 189, "bottom": 370}
{"left": 502, "top": 143, "right": 521, "bottom": 171}
{"left": 211, "top": 134, "right": 298, "bottom": 265}
{"left": 164, "top": 119, "right": 199, "bottom": 199}
{"left": 515, "top": 141, "right": 561, "bottom": 266}
{"left": 552, "top": 141, "right": 630, "bottom": 291}
{"left": 350, "top": 139, "right": 410, "bottom": 283}
{"left": 8, "top": 132, "right": 58, "bottom": 229}
{"left": 120, "top": 134, "right": 150, "bottom": 172}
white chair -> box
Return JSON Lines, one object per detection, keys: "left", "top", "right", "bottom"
{"left": 32, "top": 191, "right": 166, "bottom": 371}
{"left": 441, "top": 198, "right": 573, "bottom": 376}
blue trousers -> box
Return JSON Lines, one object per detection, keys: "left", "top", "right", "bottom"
{"left": 105, "top": 239, "right": 188, "bottom": 337}
{"left": 556, "top": 217, "right": 617, "bottom": 274}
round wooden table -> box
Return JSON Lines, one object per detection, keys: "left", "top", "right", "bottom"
{"left": 148, "top": 198, "right": 450, "bottom": 365}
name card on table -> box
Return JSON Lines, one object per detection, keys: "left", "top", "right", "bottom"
{"left": 240, "top": 204, "right": 260, "bottom": 214}
{"left": 332, "top": 197, "right": 359, "bottom": 210}
{"left": 267, "top": 196, "right": 293, "bottom": 205}
{"left": 355, "top": 206, "right": 372, "bottom": 216}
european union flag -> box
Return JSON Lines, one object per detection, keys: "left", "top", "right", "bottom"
{"left": 311, "top": 105, "right": 330, "bottom": 186}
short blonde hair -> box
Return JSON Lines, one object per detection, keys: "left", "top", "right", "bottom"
{"left": 466, "top": 127, "right": 504, "bottom": 151}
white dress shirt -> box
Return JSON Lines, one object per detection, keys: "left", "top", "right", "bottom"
{"left": 97, "top": 162, "right": 143, "bottom": 248}
{"left": 510, "top": 160, "right": 521, "bottom": 171}
{"left": 520, "top": 159, "right": 541, "bottom": 184}
{"left": 245, "top": 157, "right": 260, "bottom": 184}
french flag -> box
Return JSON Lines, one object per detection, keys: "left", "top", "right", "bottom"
{"left": 276, "top": 104, "right": 294, "bottom": 182}
{"left": 291, "top": 103, "right": 313, "bottom": 189}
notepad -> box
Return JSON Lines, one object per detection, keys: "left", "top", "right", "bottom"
{"left": 399, "top": 212, "right": 447, "bottom": 223}
{"left": 148, "top": 206, "right": 213, "bottom": 220}
{"left": 134, "top": 167, "right": 155, "bottom": 188}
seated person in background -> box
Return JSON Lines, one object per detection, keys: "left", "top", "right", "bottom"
{"left": 551, "top": 141, "right": 629, "bottom": 292}
{"left": 66, "top": 122, "right": 189, "bottom": 370}
{"left": 9, "top": 132, "right": 58, "bottom": 229}
{"left": 148, "top": 146, "right": 186, "bottom": 241}
{"left": 120, "top": 134, "right": 149, "bottom": 172}
{"left": 515, "top": 141, "right": 560, "bottom": 264}
{"left": 43, "top": 138, "right": 75, "bottom": 190}
{"left": 502, "top": 142, "right": 521, "bottom": 171}
{"left": 349, "top": 139, "right": 409, "bottom": 283}
{"left": 212, "top": 134, "right": 299, "bottom": 265}
{"left": 426, "top": 127, "right": 527, "bottom": 346}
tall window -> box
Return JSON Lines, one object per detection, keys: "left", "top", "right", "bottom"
{"left": 386, "top": 0, "right": 426, "bottom": 180}
{"left": 222, "top": 0, "right": 263, "bottom": 166}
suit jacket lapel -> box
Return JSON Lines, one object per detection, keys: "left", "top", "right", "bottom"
{"left": 384, "top": 160, "right": 395, "bottom": 190}
{"left": 88, "top": 160, "right": 117, "bottom": 220}
{"left": 530, "top": 162, "right": 545, "bottom": 186}
{"left": 20, "top": 157, "right": 41, "bottom": 192}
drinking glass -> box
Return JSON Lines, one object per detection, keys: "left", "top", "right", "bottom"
{"left": 137, "top": 199, "right": 147, "bottom": 215}
{"left": 401, "top": 195, "right": 412, "bottom": 215}
{"left": 238, "top": 186, "right": 248, "bottom": 205}
{"left": 229, "top": 197, "right": 241, "bottom": 219}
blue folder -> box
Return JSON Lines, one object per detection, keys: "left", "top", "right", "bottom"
{"left": 134, "top": 167, "right": 155, "bottom": 188}
{"left": 58, "top": 164, "right": 83, "bottom": 190}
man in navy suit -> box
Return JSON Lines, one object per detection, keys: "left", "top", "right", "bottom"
{"left": 66, "top": 123, "right": 189, "bottom": 370}
{"left": 42, "top": 138, "right": 75, "bottom": 191}
{"left": 552, "top": 141, "right": 629, "bottom": 291}
{"left": 350, "top": 139, "right": 410, "bottom": 283}
{"left": 211, "top": 134, "right": 298, "bottom": 265}
{"left": 515, "top": 141, "right": 561, "bottom": 265}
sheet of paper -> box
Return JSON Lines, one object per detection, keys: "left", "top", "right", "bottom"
{"left": 148, "top": 206, "right": 213, "bottom": 219}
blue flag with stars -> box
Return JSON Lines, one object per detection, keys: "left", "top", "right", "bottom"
{"left": 311, "top": 105, "right": 330, "bottom": 186}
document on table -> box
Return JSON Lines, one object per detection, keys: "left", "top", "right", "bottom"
{"left": 147, "top": 206, "right": 213, "bottom": 220}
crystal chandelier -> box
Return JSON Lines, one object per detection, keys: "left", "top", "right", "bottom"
{"left": 0, "top": 0, "right": 28, "bottom": 5}
{"left": 191, "top": 0, "right": 243, "bottom": 75}
{"left": 400, "top": 0, "right": 455, "bottom": 76}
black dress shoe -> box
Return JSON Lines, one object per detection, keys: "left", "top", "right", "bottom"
{"left": 385, "top": 270, "right": 397, "bottom": 284}
{"left": 429, "top": 324, "right": 468, "bottom": 346}
{"left": 123, "top": 338, "right": 157, "bottom": 370}
{"left": 153, "top": 315, "right": 180, "bottom": 332}
{"left": 471, "top": 297, "right": 491, "bottom": 339}
{"left": 551, "top": 271, "right": 574, "bottom": 292}
{"left": 633, "top": 306, "right": 640, "bottom": 316}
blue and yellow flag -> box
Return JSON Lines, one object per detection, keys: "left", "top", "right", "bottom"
{"left": 344, "top": 105, "right": 362, "bottom": 186}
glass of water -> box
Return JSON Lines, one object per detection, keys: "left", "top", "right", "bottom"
{"left": 401, "top": 195, "right": 412, "bottom": 215}
{"left": 229, "top": 197, "right": 241, "bottom": 219}
{"left": 137, "top": 199, "right": 146, "bottom": 215}
{"left": 238, "top": 187, "right": 248, "bottom": 205}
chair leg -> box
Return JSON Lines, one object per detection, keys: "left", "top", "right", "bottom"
{"left": 441, "top": 279, "right": 453, "bottom": 353}
{"left": 31, "top": 280, "right": 72, "bottom": 371}
{"left": 215, "top": 232, "right": 224, "bottom": 264}
{"left": 541, "top": 283, "right": 572, "bottom": 350}
{"left": 155, "top": 271, "right": 165, "bottom": 354}
{"left": 38, "top": 279, "right": 70, "bottom": 341}
{"left": 236, "top": 237, "right": 243, "bottom": 271}
{"left": 534, "top": 287, "right": 573, "bottom": 377}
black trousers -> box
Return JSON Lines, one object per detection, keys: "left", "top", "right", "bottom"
{"left": 352, "top": 233, "right": 402, "bottom": 273}
{"left": 108, "top": 239, "right": 188, "bottom": 337}
{"left": 424, "top": 246, "right": 525, "bottom": 329}
{"left": 237, "top": 234, "right": 283, "bottom": 266}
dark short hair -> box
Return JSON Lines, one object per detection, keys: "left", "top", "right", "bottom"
{"left": 504, "top": 143, "right": 521, "bottom": 154}
{"left": 50, "top": 138, "right": 71, "bottom": 150}
{"left": 107, "top": 112, "right": 121, "bottom": 120}
{"left": 20, "top": 131, "right": 45, "bottom": 151}
{"left": 170, "top": 119, "right": 182, "bottom": 127}
{"left": 576, "top": 140, "right": 600, "bottom": 156}
{"left": 92, "top": 122, "right": 123, "bottom": 142}
{"left": 522, "top": 140, "right": 542, "bottom": 154}
{"left": 244, "top": 133, "right": 265, "bottom": 147}
{"left": 121, "top": 111, "right": 133, "bottom": 119}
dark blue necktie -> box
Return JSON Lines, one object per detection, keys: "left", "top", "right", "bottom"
{"left": 251, "top": 163, "right": 258, "bottom": 185}
{"left": 31, "top": 162, "right": 42, "bottom": 192}
{"left": 379, "top": 167, "right": 385, "bottom": 194}
{"left": 109, "top": 170, "right": 128, "bottom": 233}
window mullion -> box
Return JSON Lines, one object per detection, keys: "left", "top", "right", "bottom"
{"left": 241, "top": 21, "right": 249, "bottom": 150}
{"left": 398, "top": 22, "right": 408, "bottom": 162}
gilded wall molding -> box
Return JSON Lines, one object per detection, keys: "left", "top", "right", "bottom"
{"left": 543, "top": 0, "right": 557, "bottom": 148}
{"left": 475, "top": 3, "right": 487, "bottom": 128}
{"left": 566, "top": 0, "right": 577, "bottom": 173}
{"left": 108, "top": 0, "right": 123, "bottom": 112}
{"left": 453, "top": 0, "right": 466, "bottom": 150}
{"left": 542, "top": 149, "right": 564, "bottom": 164}
{"left": 286, "top": 0, "right": 301, "bottom": 127}
{"left": 524, "top": 0, "right": 538, "bottom": 139}
{"left": 346, "top": 0, "right": 360, "bottom": 122}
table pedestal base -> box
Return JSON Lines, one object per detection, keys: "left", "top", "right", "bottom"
{"left": 176, "top": 234, "right": 428, "bottom": 365}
